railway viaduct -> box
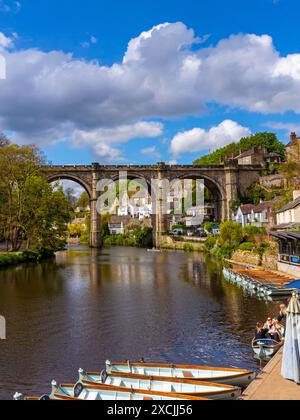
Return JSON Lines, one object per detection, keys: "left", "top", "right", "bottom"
{"left": 43, "top": 161, "right": 261, "bottom": 248}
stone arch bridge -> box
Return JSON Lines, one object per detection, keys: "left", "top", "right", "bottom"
{"left": 43, "top": 161, "right": 261, "bottom": 248}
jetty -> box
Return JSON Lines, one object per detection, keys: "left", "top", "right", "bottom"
{"left": 243, "top": 350, "right": 300, "bottom": 400}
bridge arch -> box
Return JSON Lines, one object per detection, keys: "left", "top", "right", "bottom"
{"left": 45, "top": 174, "right": 92, "bottom": 198}
{"left": 177, "top": 172, "right": 227, "bottom": 221}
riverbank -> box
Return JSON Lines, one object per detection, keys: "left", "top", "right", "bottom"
{"left": 243, "top": 350, "right": 300, "bottom": 400}
{"left": 0, "top": 248, "right": 55, "bottom": 268}
{"left": 159, "top": 235, "right": 206, "bottom": 252}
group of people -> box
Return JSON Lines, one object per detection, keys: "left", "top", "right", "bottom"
{"left": 255, "top": 304, "right": 287, "bottom": 343}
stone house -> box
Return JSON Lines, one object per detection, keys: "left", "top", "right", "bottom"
{"left": 286, "top": 132, "right": 300, "bottom": 162}
{"left": 276, "top": 191, "right": 300, "bottom": 229}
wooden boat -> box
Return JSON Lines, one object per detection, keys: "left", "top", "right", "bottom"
{"left": 103, "top": 361, "right": 256, "bottom": 387}
{"left": 14, "top": 381, "right": 208, "bottom": 401}
{"left": 252, "top": 339, "right": 284, "bottom": 359}
{"left": 79, "top": 369, "right": 241, "bottom": 400}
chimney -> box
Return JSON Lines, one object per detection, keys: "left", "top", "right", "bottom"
{"left": 293, "top": 190, "right": 300, "bottom": 201}
{"left": 290, "top": 132, "right": 297, "bottom": 143}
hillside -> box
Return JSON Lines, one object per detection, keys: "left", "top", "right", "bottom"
{"left": 193, "top": 132, "right": 285, "bottom": 166}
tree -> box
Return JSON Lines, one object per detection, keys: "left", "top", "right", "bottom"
{"left": 193, "top": 132, "right": 285, "bottom": 165}
{"left": 0, "top": 133, "right": 10, "bottom": 147}
{"left": 65, "top": 187, "right": 77, "bottom": 209}
{"left": 0, "top": 144, "right": 71, "bottom": 251}
{"left": 219, "top": 221, "right": 243, "bottom": 247}
{"left": 76, "top": 191, "right": 90, "bottom": 209}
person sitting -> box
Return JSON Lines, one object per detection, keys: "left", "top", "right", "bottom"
{"left": 255, "top": 322, "right": 269, "bottom": 340}
{"left": 277, "top": 304, "right": 287, "bottom": 327}
{"left": 268, "top": 319, "right": 283, "bottom": 343}
{"left": 264, "top": 317, "right": 274, "bottom": 332}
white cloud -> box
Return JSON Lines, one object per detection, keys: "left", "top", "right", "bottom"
{"left": 265, "top": 121, "right": 300, "bottom": 136}
{"left": 170, "top": 120, "right": 251, "bottom": 155}
{"left": 72, "top": 122, "right": 163, "bottom": 162}
{"left": 0, "top": 23, "right": 300, "bottom": 160}
{"left": 81, "top": 35, "right": 98, "bottom": 49}
{"left": 0, "top": 1, "right": 21, "bottom": 13}
{"left": 0, "top": 33, "right": 13, "bottom": 49}
{"left": 140, "top": 146, "right": 161, "bottom": 159}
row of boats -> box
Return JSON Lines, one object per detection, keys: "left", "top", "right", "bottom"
{"left": 223, "top": 267, "right": 299, "bottom": 299}
{"left": 14, "top": 361, "right": 257, "bottom": 401}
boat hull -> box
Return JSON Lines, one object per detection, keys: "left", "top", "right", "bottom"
{"left": 252, "top": 339, "right": 283, "bottom": 360}
{"left": 80, "top": 371, "right": 241, "bottom": 400}
{"left": 105, "top": 362, "right": 255, "bottom": 387}
{"left": 48, "top": 382, "right": 209, "bottom": 401}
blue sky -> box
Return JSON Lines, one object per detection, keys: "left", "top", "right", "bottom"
{"left": 0, "top": 0, "right": 299, "bottom": 165}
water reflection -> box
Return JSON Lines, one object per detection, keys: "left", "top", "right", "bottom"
{"left": 0, "top": 246, "right": 278, "bottom": 400}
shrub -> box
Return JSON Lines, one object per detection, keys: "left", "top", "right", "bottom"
{"left": 183, "top": 243, "right": 194, "bottom": 252}
{"left": 204, "top": 237, "right": 217, "bottom": 251}
{"left": 238, "top": 242, "right": 256, "bottom": 251}
{"left": 219, "top": 221, "right": 243, "bottom": 247}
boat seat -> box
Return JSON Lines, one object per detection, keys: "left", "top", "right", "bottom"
{"left": 183, "top": 371, "right": 193, "bottom": 378}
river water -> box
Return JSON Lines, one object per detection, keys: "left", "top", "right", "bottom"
{"left": 0, "top": 246, "right": 278, "bottom": 400}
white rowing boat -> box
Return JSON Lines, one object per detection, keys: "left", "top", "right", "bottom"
{"left": 14, "top": 381, "right": 208, "bottom": 401}
{"left": 252, "top": 339, "right": 284, "bottom": 360}
{"left": 79, "top": 369, "right": 241, "bottom": 400}
{"left": 104, "top": 360, "right": 255, "bottom": 387}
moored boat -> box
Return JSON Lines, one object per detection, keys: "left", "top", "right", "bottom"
{"left": 103, "top": 361, "right": 255, "bottom": 387}
{"left": 252, "top": 338, "right": 284, "bottom": 360}
{"left": 79, "top": 369, "right": 241, "bottom": 400}
{"left": 14, "top": 381, "right": 209, "bottom": 401}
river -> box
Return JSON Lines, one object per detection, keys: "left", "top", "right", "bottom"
{"left": 0, "top": 246, "right": 278, "bottom": 400}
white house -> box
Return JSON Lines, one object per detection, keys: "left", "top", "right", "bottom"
{"left": 234, "top": 202, "right": 275, "bottom": 228}
{"left": 276, "top": 191, "right": 300, "bottom": 229}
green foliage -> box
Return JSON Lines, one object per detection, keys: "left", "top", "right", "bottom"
{"left": 76, "top": 191, "right": 90, "bottom": 209}
{"left": 194, "top": 143, "right": 237, "bottom": 165}
{"left": 183, "top": 243, "right": 194, "bottom": 252}
{"left": 204, "top": 236, "right": 217, "bottom": 251}
{"left": 204, "top": 222, "right": 219, "bottom": 232}
{"left": 219, "top": 221, "right": 243, "bottom": 247}
{"left": 193, "top": 132, "right": 285, "bottom": 165}
{"left": 0, "top": 142, "right": 71, "bottom": 252}
{"left": 239, "top": 132, "right": 285, "bottom": 157}
{"left": 238, "top": 242, "right": 256, "bottom": 251}
{"left": 0, "top": 247, "right": 55, "bottom": 268}
{"left": 243, "top": 226, "right": 266, "bottom": 242}
{"left": 104, "top": 227, "right": 153, "bottom": 248}
{"left": 68, "top": 222, "right": 87, "bottom": 238}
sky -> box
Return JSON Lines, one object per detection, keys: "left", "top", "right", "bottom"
{"left": 0, "top": 0, "right": 300, "bottom": 166}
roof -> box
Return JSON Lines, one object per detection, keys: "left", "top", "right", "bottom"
{"left": 109, "top": 216, "right": 132, "bottom": 225}
{"left": 253, "top": 202, "right": 274, "bottom": 212}
{"left": 236, "top": 150, "right": 255, "bottom": 159}
{"left": 239, "top": 204, "right": 255, "bottom": 215}
{"left": 286, "top": 137, "right": 300, "bottom": 148}
{"left": 239, "top": 202, "right": 273, "bottom": 215}
{"left": 278, "top": 197, "right": 300, "bottom": 213}
{"left": 273, "top": 223, "right": 300, "bottom": 230}
{"left": 270, "top": 231, "right": 300, "bottom": 241}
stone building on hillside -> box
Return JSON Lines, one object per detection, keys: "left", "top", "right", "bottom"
{"left": 286, "top": 132, "right": 300, "bottom": 162}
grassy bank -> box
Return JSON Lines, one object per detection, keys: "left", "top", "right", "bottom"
{"left": 0, "top": 247, "right": 56, "bottom": 268}
{"left": 103, "top": 227, "right": 153, "bottom": 249}
{"left": 159, "top": 236, "right": 205, "bottom": 252}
